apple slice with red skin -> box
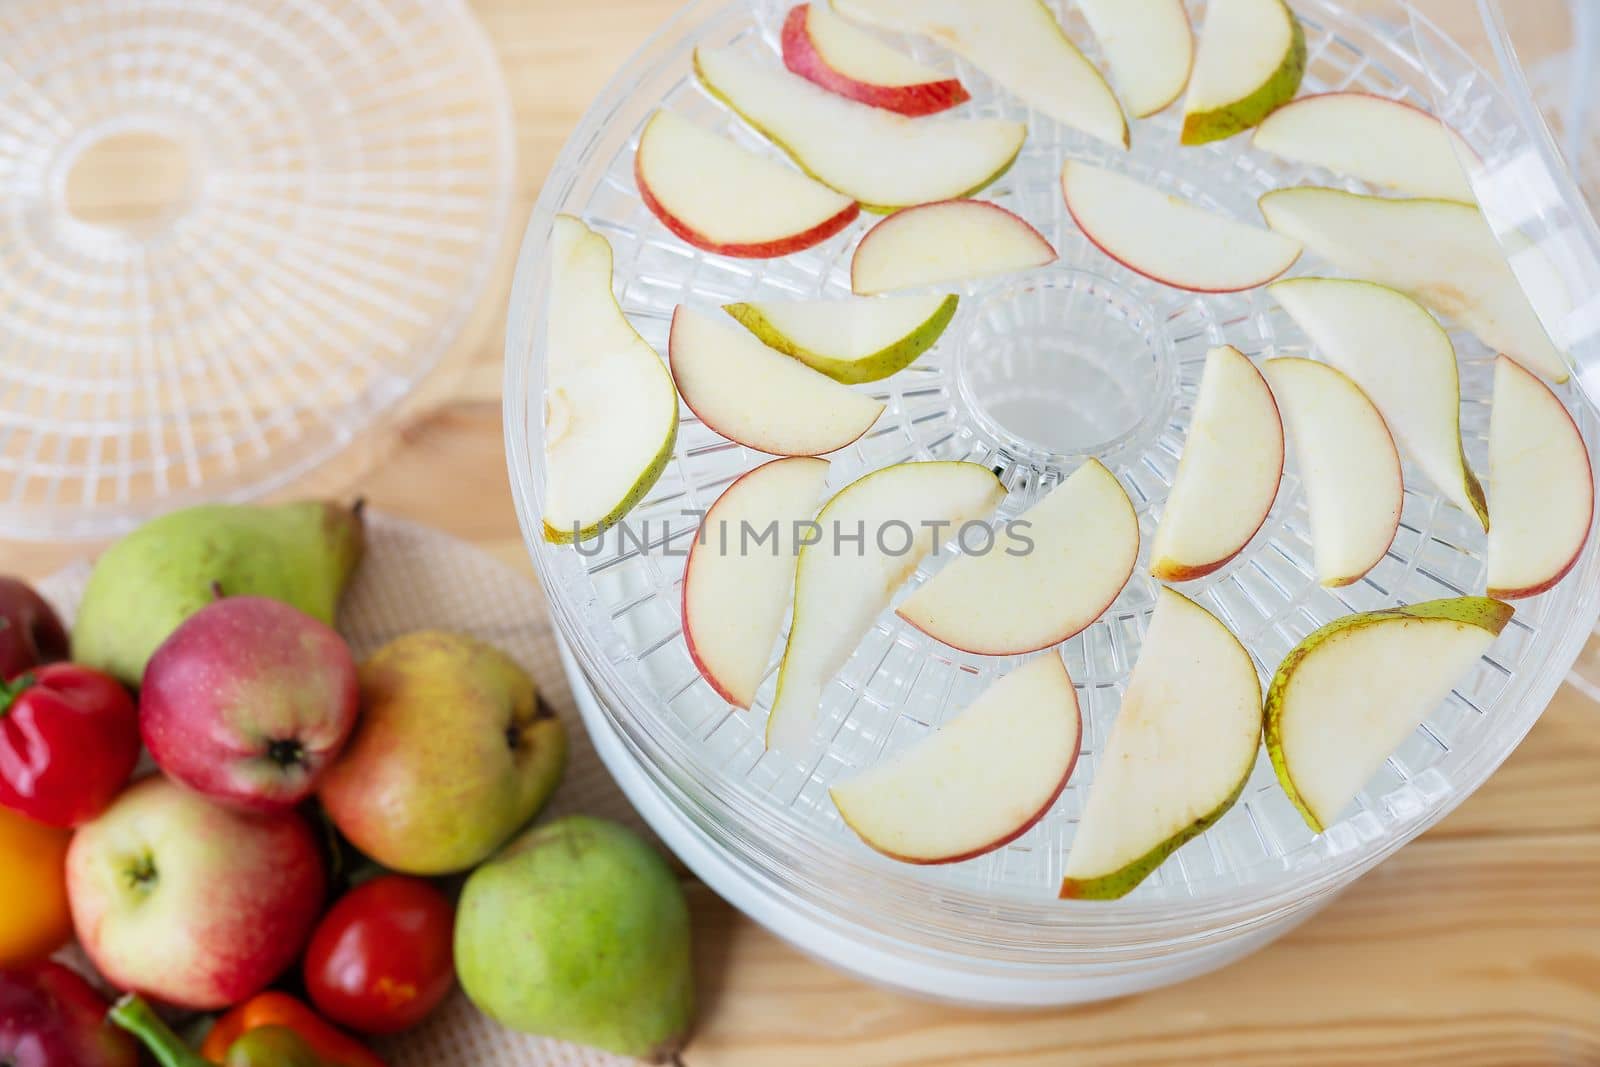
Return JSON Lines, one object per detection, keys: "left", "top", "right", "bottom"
{"left": 831, "top": 654, "right": 1081, "bottom": 865}
{"left": 1150, "top": 345, "right": 1284, "bottom": 582}
{"left": 1487, "top": 356, "right": 1594, "bottom": 599}
{"left": 851, "top": 199, "right": 1056, "bottom": 295}
{"left": 635, "top": 111, "right": 859, "bottom": 258}
{"left": 781, "top": 4, "right": 968, "bottom": 116}
{"left": 1062, "top": 161, "right": 1300, "bottom": 292}
{"left": 683, "top": 456, "right": 831, "bottom": 708}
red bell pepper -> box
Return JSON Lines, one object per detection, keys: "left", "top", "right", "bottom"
{"left": 0, "top": 663, "right": 140, "bottom": 827}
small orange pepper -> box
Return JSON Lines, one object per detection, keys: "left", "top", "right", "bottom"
{"left": 199, "top": 993, "right": 384, "bottom": 1067}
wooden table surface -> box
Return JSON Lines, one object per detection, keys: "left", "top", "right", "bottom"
{"left": 9, "top": 2, "right": 1600, "bottom": 1064}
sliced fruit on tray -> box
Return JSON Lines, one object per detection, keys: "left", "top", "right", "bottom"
{"left": 543, "top": 215, "right": 679, "bottom": 544}
{"left": 1265, "top": 597, "right": 1514, "bottom": 832}
{"left": 683, "top": 456, "right": 832, "bottom": 708}
{"left": 1487, "top": 356, "right": 1594, "bottom": 599}
{"left": 1077, "top": 0, "right": 1193, "bottom": 119}
{"left": 1059, "top": 587, "right": 1262, "bottom": 900}
{"left": 851, "top": 200, "right": 1056, "bottom": 295}
{"left": 723, "top": 292, "right": 958, "bottom": 384}
{"left": 669, "top": 306, "right": 885, "bottom": 456}
{"left": 635, "top": 110, "right": 859, "bottom": 257}
{"left": 1180, "top": 0, "right": 1305, "bottom": 145}
{"left": 831, "top": 654, "right": 1081, "bottom": 864}
{"left": 694, "top": 46, "right": 1025, "bottom": 212}
{"left": 1061, "top": 161, "right": 1300, "bottom": 292}
{"left": 767, "top": 461, "right": 1007, "bottom": 751}
{"left": 1262, "top": 358, "right": 1402, "bottom": 587}
{"left": 781, "top": 3, "right": 969, "bottom": 116}
{"left": 831, "top": 0, "right": 1128, "bottom": 148}
{"left": 897, "top": 459, "right": 1138, "bottom": 654}
{"left": 1150, "top": 345, "right": 1284, "bottom": 581}
{"left": 1268, "top": 277, "right": 1487, "bottom": 529}
{"left": 1251, "top": 92, "right": 1477, "bottom": 201}
{"left": 1259, "top": 187, "right": 1571, "bottom": 384}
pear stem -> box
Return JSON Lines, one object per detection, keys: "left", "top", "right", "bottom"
{"left": 209, "top": 580, "right": 225, "bottom": 601}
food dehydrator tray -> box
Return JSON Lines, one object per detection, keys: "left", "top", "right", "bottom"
{"left": 505, "top": 0, "right": 1600, "bottom": 991}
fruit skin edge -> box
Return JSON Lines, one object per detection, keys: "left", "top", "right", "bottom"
{"left": 543, "top": 418, "right": 679, "bottom": 544}
{"left": 723, "top": 295, "right": 958, "bottom": 384}
{"left": 779, "top": 5, "right": 970, "bottom": 117}
{"left": 1180, "top": 5, "right": 1306, "bottom": 146}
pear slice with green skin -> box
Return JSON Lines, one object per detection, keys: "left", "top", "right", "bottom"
{"left": 542, "top": 216, "right": 679, "bottom": 544}
{"left": 1259, "top": 187, "right": 1571, "bottom": 384}
{"left": 1059, "top": 587, "right": 1262, "bottom": 901}
{"left": 1268, "top": 277, "right": 1487, "bottom": 530}
{"left": 1265, "top": 597, "right": 1514, "bottom": 833}
{"left": 1180, "top": 0, "right": 1305, "bottom": 145}
{"left": 723, "top": 293, "right": 957, "bottom": 384}
{"left": 693, "top": 46, "right": 1026, "bottom": 213}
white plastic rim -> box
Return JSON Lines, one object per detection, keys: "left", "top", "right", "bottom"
{"left": 505, "top": 0, "right": 1600, "bottom": 987}
{"left": 0, "top": 0, "right": 515, "bottom": 540}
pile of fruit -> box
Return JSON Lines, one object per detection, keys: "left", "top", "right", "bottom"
{"left": 539, "top": 0, "right": 1593, "bottom": 899}
{"left": 0, "top": 502, "right": 694, "bottom": 1066}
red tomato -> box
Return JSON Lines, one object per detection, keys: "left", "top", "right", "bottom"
{"left": 303, "top": 875, "right": 455, "bottom": 1034}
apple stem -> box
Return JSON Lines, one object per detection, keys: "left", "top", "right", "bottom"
{"left": 0, "top": 673, "right": 33, "bottom": 718}
{"left": 108, "top": 995, "right": 212, "bottom": 1067}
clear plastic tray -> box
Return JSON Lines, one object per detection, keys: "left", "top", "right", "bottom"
{"left": 505, "top": 0, "right": 1600, "bottom": 974}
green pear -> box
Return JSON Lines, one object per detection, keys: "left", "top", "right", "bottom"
{"left": 455, "top": 816, "right": 694, "bottom": 1063}
{"left": 72, "top": 500, "right": 365, "bottom": 686}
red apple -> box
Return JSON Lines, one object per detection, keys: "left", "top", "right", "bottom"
{"left": 780, "top": 4, "right": 969, "bottom": 116}
{"left": 0, "top": 577, "right": 68, "bottom": 679}
{"left": 0, "top": 960, "right": 139, "bottom": 1067}
{"left": 66, "top": 775, "right": 326, "bottom": 1011}
{"left": 140, "top": 596, "right": 359, "bottom": 812}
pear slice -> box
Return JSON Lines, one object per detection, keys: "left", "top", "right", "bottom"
{"left": 781, "top": 3, "right": 969, "bottom": 116}
{"left": 768, "top": 461, "right": 1007, "bottom": 750}
{"left": 1268, "top": 277, "right": 1487, "bottom": 529}
{"left": 831, "top": 655, "right": 1081, "bottom": 864}
{"left": 1487, "top": 356, "right": 1594, "bottom": 599}
{"left": 850, "top": 200, "right": 1056, "bottom": 295}
{"left": 831, "top": 0, "right": 1128, "bottom": 149}
{"left": 1262, "top": 358, "right": 1402, "bottom": 587}
{"left": 1150, "top": 345, "right": 1284, "bottom": 581}
{"left": 1180, "top": 0, "right": 1305, "bottom": 145}
{"left": 683, "top": 457, "right": 831, "bottom": 708}
{"left": 897, "top": 459, "right": 1138, "bottom": 654}
{"left": 669, "top": 307, "right": 884, "bottom": 456}
{"left": 1077, "top": 0, "right": 1194, "bottom": 119}
{"left": 635, "top": 111, "right": 859, "bottom": 258}
{"left": 542, "top": 216, "right": 680, "bottom": 543}
{"left": 723, "top": 292, "right": 957, "bottom": 384}
{"left": 1265, "top": 597, "right": 1513, "bottom": 832}
{"left": 1251, "top": 92, "right": 1476, "bottom": 202}
{"left": 694, "top": 46, "right": 1025, "bottom": 212}
{"left": 1059, "top": 587, "right": 1262, "bottom": 900}
{"left": 1061, "top": 161, "right": 1301, "bottom": 293}
{"left": 1258, "top": 187, "right": 1570, "bottom": 384}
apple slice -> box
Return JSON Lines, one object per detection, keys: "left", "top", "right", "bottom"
{"left": 635, "top": 111, "right": 859, "bottom": 258}
{"left": 1077, "top": 0, "right": 1193, "bottom": 119}
{"left": 1059, "top": 587, "right": 1262, "bottom": 900}
{"left": 542, "top": 216, "right": 679, "bottom": 543}
{"left": 683, "top": 457, "right": 831, "bottom": 707}
{"left": 1268, "top": 277, "right": 1487, "bottom": 529}
{"left": 781, "top": 3, "right": 969, "bottom": 116}
{"left": 831, "top": 0, "right": 1127, "bottom": 148}
{"left": 1252, "top": 92, "right": 1476, "bottom": 202}
{"left": 850, "top": 200, "right": 1056, "bottom": 295}
{"left": 897, "top": 459, "right": 1137, "bottom": 654}
{"left": 1487, "top": 356, "right": 1594, "bottom": 599}
{"left": 768, "top": 461, "right": 1007, "bottom": 750}
{"left": 1262, "top": 358, "right": 1402, "bottom": 587}
{"left": 1180, "top": 0, "right": 1305, "bottom": 145}
{"left": 723, "top": 292, "right": 957, "bottom": 383}
{"left": 1150, "top": 345, "right": 1284, "bottom": 581}
{"left": 694, "top": 46, "right": 1025, "bottom": 212}
{"left": 1265, "top": 597, "right": 1513, "bottom": 832}
{"left": 1259, "top": 187, "right": 1570, "bottom": 384}
{"left": 1061, "top": 161, "right": 1300, "bottom": 292}
{"left": 831, "top": 655, "right": 1081, "bottom": 864}
{"left": 669, "top": 307, "right": 884, "bottom": 456}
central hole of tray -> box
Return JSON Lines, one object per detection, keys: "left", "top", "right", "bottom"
{"left": 956, "top": 272, "right": 1172, "bottom": 463}
{"left": 64, "top": 129, "right": 196, "bottom": 234}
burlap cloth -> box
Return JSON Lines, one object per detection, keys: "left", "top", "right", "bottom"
{"left": 40, "top": 510, "right": 658, "bottom": 1066}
